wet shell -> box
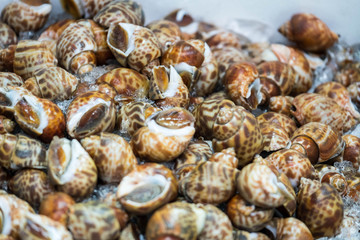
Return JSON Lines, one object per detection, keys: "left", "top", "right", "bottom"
{"left": 0, "top": 133, "right": 46, "bottom": 170}
{"left": 291, "top": 93, "right": 357, "bottom": 133}
{"left": 314, "top": 164, "right": 348, "bottom": 195}
{"left": 346, "top": 174, "right": 360, "bottom": 201}
{"left": 0, "top": 193, "right": 34, "bottom": 239}
{"left": 131, "top": 107, "right": 195, "bottom": 162}
{"left": 47, "top": 137, "right": 98, "bottom": 200}
{"left": 265, "top": 149, "right": 314, "bottom": 188}
{"left": 347, "top": 82, "right": 360, "bottom": 107}
{"left": 61, "top": 0, "right": 113, "bottom": 18}
{"left": 149, "top": 65, "right": 190, "bottom": 108}
{"left": 227, "top": 194, "right": 274, "bottom": 231}
{"left": 1, "top": 0, "right": 52, "bottom": 33}
{"left": 257, "top": 112, "right": 297, "bottom": 137}
{"left": 81, "top": 132, "right": 137, "bottom": 183}
{"left": 93, "top": 0, "right": 145, "bottom": 28}
{"left": 117, "top": 163, "right": 177, "bottom": 215}
{"left": 179, "top": 161, "right": 238, "bottom": 204}
{"left": 233, "top": 229, "right": 270, "bottom": 240}
{"left": 107, "top": 23, "right": 161, "bottom": 73}
{"left": 297, "top": 178, "right": 344, "bottom": 238}
{"left": 0, "top": 22, "right": 17, "bottom": 49}
{"left": 212, "top": 46, "right": 247, "bottom": 80}
{"left": 0, "top": 72, "right": 23, "bottom": 88}
{"left": 117, "top": 101, "right": 161, "bottom": 136}
{"left": 290, "top": 122, "right": 344, "bottom": 164}
{"left": 39, "top": 192, "right": 75, "bottom": 226}
{"left": 0, "top": 44, "right": 16, "bottom": 72}
{"left": 66, "top": 91, "right": 116, "bottom": 139}
{"left": 24, "top": 67, "right": 78, "bottom": 101}
{"left": 67, "top": 201, "right": 120, "bottom": 240}
{"left": 266, "top": 217, "right": 314, "bottom": 240}
{"left": 212, "top": 106, "right": 263, "bottom": 166}
{"left": 0, "top": 115, "right": 15, "bottom": 134}
{"left": 335, "top": 61, "right": 360, "bottom": 87}
{"left": 315, "top": 81, "right": 360, "bottom": 120}
{"left": 164, "top": 9, "right": 199, "bottom": 40}
{"left": 236, "top": 163, "right": 294, "bottom": 208}
{"left": 203, "top": 29, "right": 246, "bottom": 50}
{"left": 278, "top": 13, "right": 338, "bottom": 52}
{"left": 8, "top": 169, "right": 54, "bottom": 208}
{"left": 268, "top": 96, "right": 294, "bottom": 117}
{"left": 341, "top": 134, "right": 360, "bottom": 170}
{"left": 147, "top": 20, "right": 182, "bottom": 52}
{"left": 208, "top": 147, "right": 238, "bottom": 168}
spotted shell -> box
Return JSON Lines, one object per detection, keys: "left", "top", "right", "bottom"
{"left": 1, "top": 0, "right": 52, "bottom": 33}
{"left": 0, "top": 72, "right": 23, "bottom": 88}
{"left": 233, "top": 230, "right": 270, "bottom": 240}
{"left": 315, "top": 81, "right": 360, "bottom": 120}
{"left": 57, "top": 21, "right": 97, "bottom": 75}
{"left": 39, "top": 192, "right": 75, "bottom": 226}
{"left": 66, "top": 91, "right": 116, "bottom": 139}
{"left": 341, "top": 134, "right": 360, "bottom": 170}
{"left": 223, "top": 62, "right": 263, "bottom": 110}
{"left": 278, "top": 13, "right": 338, "bottom": 52}
{"left": 81, "top": 132, "right": 137, "bottom": 183}
{"left": 268, "top": 96, "right": 294, "bottom": 117}
{"left": 149, "top": 65, "right": 190, "bottom": 108}
{"left": 314, "top": 164, "right": 348, "bottom": 195}
{"left": 117, "top": 101, "right": 161, "bottom": 136}
{"left": 236, "top": 163, "right": 294, "bottom": 208}
{"left": 24, "top": 67, "right": 78, "bottom": 101}
{"left": 290, "top": 122, "right": 345, "bottom": 164}
{"left": 0, "top": 22, "right": 17, "bottom": 49}
{"left": 213, "top": 46, "right": 247, "bottom": 79}
{"left": 61, "top": 0, "right": 113, "bottom": 18}
{"left": 19, "top": 212, "right": 73, "bottom": 240}
{"left": 208, "top": 147, "right": 238, "bottom": 168}
{"left": 203, "top": 29, "right": 246, "bottom": 50}
{"left": 93, "top": 0, "right": 145, "bottom": 28}
{"left": 335, "top": 61, "right": 360, "bottom": 87}
{"left": 346, "top": 175, "right": 360, "bottom": 201}
{"left": 47, "top": 137, "right": 98, "bottom": 200}
{"left": 0, "top": 44, "right": 16, "bottom": 72}
{"left": 67, "top": 201, "right": 120, "bottom": 240}
{"left": 0, "top": 115, "right": 15, "bottom": 134}
{"left": 147, "top": 20, "right": 182, "bottom": 52}
{"left": 347, "top": 82, "right": 360, "bottom": 107}
{"left": 179, "top": 161, "right": 238, "bottom": 204}
{"left": 107, "top": 23, "right": 161, "bottom": 73}
{"left": 212, "top": 106, "right": 263, "bottom": 166}
{"left": 117, "top": 163, "right": 177, "bottom": 215}
{"left": 131, "top": 107, "right": 195, "bottom": 162}
{"left": 297, "top": 178, "right": 344, "bottom": 238}
{"left": 267, "top": 217, "right": 314, "bottom": 240}
{"left": 164, "top": 9, "right": 199, "bottom": 40}
{"left": 265, "top": 149, "right": 314, "bottom": 188}
{"left": 227, "top": 194, "right": 274, "bottom": 231}
{"left": 8, "top": 169, "right": 54, "bottom": 208}
{"left": 291, "top": 93, "right": 357, "bottom": 133}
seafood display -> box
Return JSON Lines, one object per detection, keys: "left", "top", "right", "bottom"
{"left": 1, "top": 1, "right": 360, "bottom": 239}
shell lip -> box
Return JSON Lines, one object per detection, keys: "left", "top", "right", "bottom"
{"left": 0, "top": 199, "right": 12, "bottom": 235}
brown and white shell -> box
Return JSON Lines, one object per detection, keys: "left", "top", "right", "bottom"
{"left": 47, "top": 137, "right": 98, "bottom": 200}
{"left": 265, "top": 217, "right": 314, "bottom": 240}
{"left": 147, "top": 19, "right": 182, "bottom": 52}
{"left": 278, "top": 13, "right": 338, "bottom": 52}
{"left": 212, "top": 106, "right": 263, "bottom": 166}
{"left": 61, "top": 0, "right": 112, "bottom": 18}
{"left": 117, "top": 163, "right": 178, "bottom": 215}
{"left": 66, "top": 91, "right": 116, "bottom": 139}
{"left": 268, "top": 96, "right": 294, "bottom": 117}
{"left": 164, "top": 9, "right": 199, "bottom": 40}
{"left": 131, "top": 107, "right": 195, "bottom": 162}
{"left": 1, "top": 0, "right": 52, "bottom": 33}
{"left": 208, "top": 147, "right": 238, "bottom": 168}
{"left": 81, "top": 132, "right": 137, "bottom": 183}
{"left": 341, "top": 134, "right": 360, "bottom": 170}
{"left": 335, "top": 61, "right": 360, "bottom": 87}
{"left": 0, "top": 22, "right": 17, "bottom": 49}
{"left": 0, "top": 72, "right": 23, "bottom": 88}
{"left": 212, "top": 46, "right": 247, "bottom": 80}
{"left": 314, "top": 164, "right": 348, "bottom": 195}
{"left": 0, "top": 115, "right": 15, "bottom": 134}
{"left": 233, "top": 229, "right": 270, "bottom": 240}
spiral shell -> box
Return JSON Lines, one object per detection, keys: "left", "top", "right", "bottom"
{"left": 208, "top": 147, "right": 238, "bottom": 168}
{"left": 268, "top": 96, "right": 294, "bottom": 117}
{"left": 0, "top": 115, "right": 15, "bottom": 134}
{"left": 0, "top": 22, "right": 17, "bottom": 49}
{"left": 290, "top": 122, "right": 344, "bottom": 164}
{"left": 297, "top": 178, "right": 344, "bottom": 238}
{"left": 257, "top": 112, "right": 297, "bottom": 136}
{"left": 131, "top": 107, "right": 195, "bottom": 162}
{"left": 346, "top": 174, "right": 360, "bottom": 201}
{"left": 24, "top": 67, "right": 78, "bottom": 101}
{"left": 0, "top": 192, "right": 34, "bottom": 239}
{"left": 0, "top": 44, "right": 15, "bottom": 72}
{"left": 164, "top": 9, "right": 199, "bottom": 40}
{"left": 0, "top": 133, "right": 46, "bottom": 170}
{"left": 93, "top": 0, "right": 145, "bottom": 28}
{"left": 223, "top": 62, "right": 263, "bottom": 110}
{"left": 47, "top": 137, "right": 98, "bottom": 200}
{"left": 212, "top": 106, "right": 263, "bottom": 166}
{"left": 341, "top": 134, "right": 360, "bottom": 170}
{"left": 61, "top": 0, "right": 112, "bottom": 18}
{"left": 66, "top": 91, "right": 116, "bottom": 139}
{"left": 233, "top": 230, "right": 270, "bottom": 240}
{"left": 236, "top": 163, "right": 294, "bottom": 208}
{"left": 212, "top": 46, "right": 247, "bottom": 80}
{"left": 149, "top": 65, "right": 190, "bottom": 108}
{"left": 116, "top": 163, "right": 177, "bottom": 215}
{"left": 81, "top": 132, "right": 137, "bottom": 183}
{"left": 39, "top": 192, "right": 75, "bottom": 226}
{"left": 8, "top": 169, "right": 54, "bottom": 208}
{"left": 348, "top": 82, "right": 360, "bottom": 107}
{"left": 203, "top": 29, "right": 246, "bottom": 50}
{"left": 266, "top": 217, "right": 313, "bottom": 240}
{"left": 291, "top": 93, "right": 357, "bottom": 133}
{"left": 0, "top": 72, "right": 23, "bottom": 88}
{"left": 314, "top": 164, "right": 348, "bottom": 195}
{"left": 180, "top": 161, "right": 237, "bottom": 204}
{"left": 227, "top": 194, "right": 274, "bottom": 231}
{"left": 147, "top": 20, "right": 182, "bottom": 52}
{"left": 107, "top": 23, "right": 161, "bottom": 73}
{"left": 1, "top": 0, "right": 52, "bottom": 33}
{"left": 279, "top": 13, "right": 338, "bottom": 52}
{"left": 67, "top": 201, "right": 120, "bottom": 240}
{"left": 335, "top": 61, "right": 360, "bottom": 87}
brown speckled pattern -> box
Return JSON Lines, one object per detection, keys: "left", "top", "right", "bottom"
{"left": 315, "top": 164, "right": 348, "bottom": 195}
{"left": 258, "top": 122, "right": 290, "bottom": 151}
{"left": 212, "top": 106, "right": 263, "bottom": 166}
{"left": 227, "top": 194, "right": 274, "bottom": 231}
{"left": 335, "top": 61, "right": 360, "bottom": 87}
{"left": 93, "top": 0, "right": 144, "bottom": 28}
{"left": 269, "top": 96, "right": 294, "bottom": 117}
{"left": 0, "top": 115, "right": 15, "bottom": 134}
{"left": 274, "top": 217, "right": 314, "bottom": 240}
{"left": 0, "top": 133, "right": 46, "bottom": 170}
{"left": 0, "top": 22, "right": 17, "bottom": 48}
{"left": 67, "top": 202, "right": 120, "bottom": 240}
{"left": 233, "top": 229, "right": 270, "bottom": 240}
{"left": 297, "top": 178, "right": 344, "bottom": 238}
{"left": 208, "top": 147, "right": 238, "bottom": 168}
{"left": 205, "top": 30, "right": 244, "bottom": 50}
{"left": 212, "top": 46, "right": 247, "bottom": 80}
{"left": 147, "top": 20, "right": 182, "bottom": 52}
{"left": 1, "top": 1, "right": 51, "bottom": 33}
{"left": 81, "top": 132, "right": 137, "bottom": 183}
{"left": 0, "top": 72, "right": 23, "bottom": 88}
{"left": 257, "top": 111, "right": 297, "bottom": 136}
{"left": 342, "top": 134, "right": 360, "bottom": 169}
{"left": 0, "top": 44, "right": 16, "bottom": 72}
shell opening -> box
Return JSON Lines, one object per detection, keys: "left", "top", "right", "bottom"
{"left": 108, "top": 23, "right": 137, "bottom": 58}
{"left": 163, "top": 66, "right": 183, "bottom": 98}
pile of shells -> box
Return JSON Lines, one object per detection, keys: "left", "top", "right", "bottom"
{"left": 0, "top": 0, "right": 360, "bottom": 239}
